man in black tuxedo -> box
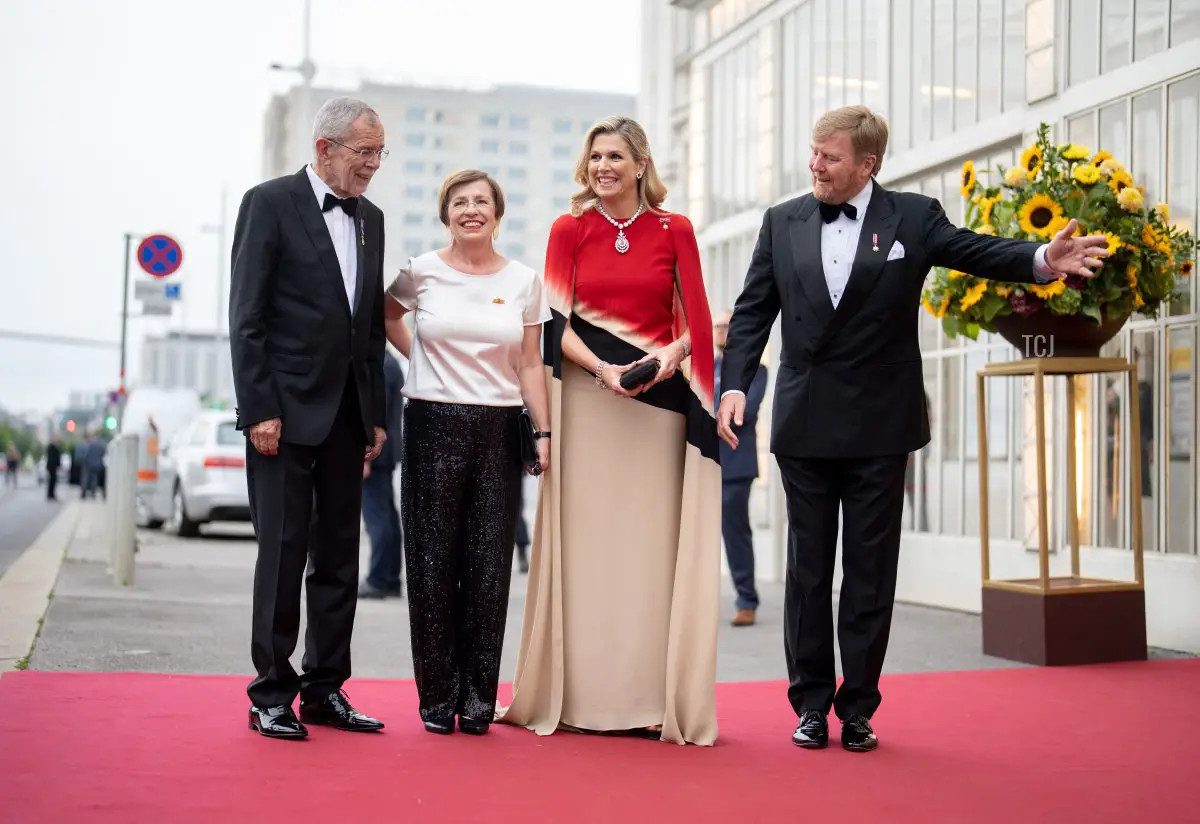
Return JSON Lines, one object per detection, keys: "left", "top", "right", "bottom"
{"left": 714, "top": 310, "right": 767, "bottom": 627}
{"left": 230, "top": 96, "right": 389, "bottom": 740}
{"left": 717, "top": 106, "right": 1109, "bottom": 753}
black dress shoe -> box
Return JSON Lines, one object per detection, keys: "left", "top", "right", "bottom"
{"left": 248, "top": 705, "right": 308, "bottom": 740}
{"left": 299, "top": 689, "right": 384, "bottom": 732}
{"left": 841, "top": 715, "right": 878, "bottom": 752}
{"left": 792, "top": 709, "right": 829, "bottom": 749}
{"left": 423, "top": 717, "right": 455, "bottom": 735}
{"left": 458, "top": 716, "right": 490, "bottom": 735}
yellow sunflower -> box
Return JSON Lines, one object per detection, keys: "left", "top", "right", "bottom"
{"left": 1141, "top": 224, "right": 1171, "bottom": 255}
{"left": 1020, "top": 145, "right": 1044, "bottom": 179}
{"left": 948, "top": 269, "right": 968, "bottom": 280}
{"left": 1091, "top": 150, "right": 1113, "bottom": 167}
{"left": 1030, "top": 279, "right": 1066, "bottom": 299}
{"left": 1004, "top": 166, "right": 1027, "bottom": 187}
{"left": 1108, "top": 168, "right": 1134, "bottom": 196}
{"left": 1072, "top": 164, "right": 1101, "bottom": 186}
{"left": 1102, "top": 232, "right": 1124, "bottom": 256}
{"left": 976, "top": 224, "right": 997, "bottom": 236}
{"left": 1018, "top": 194, "right": 1064, "bottom": 239}
{"left": 1118, "top": 186, "right": 1145, "bottom": 212}
{"left": 1181, "top": 259, "right": 1194, "bottom": 278}
{"left": 978, "top": 195, "right": 998, "bottom": 224}
{"left": 994, "top": 285, "right": 1012, "bottom": 297}
{"left": 960, "top": 281, "right": 989, "bottom": 311}
{"left": 961, "top": 161, "right": 977, "bottom": 198}
{"left": 1126, "top": 263, "right": 1138, "bottom": 288}
{"left": 1062, "top": 144, "right": 1090, "bottom": 161}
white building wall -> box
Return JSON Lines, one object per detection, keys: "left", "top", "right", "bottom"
{"left": 651, "top": 0, "right": 1200, "bottom": 653}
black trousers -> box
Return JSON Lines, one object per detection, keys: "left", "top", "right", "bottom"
{"left": 776, "top": 454, "right": 908, "bottom": 721}
{"left": 46, "top": 469, "right": 58, "bottom": 500}
{"left": 246, "top": 377, "right": 368, "bottom": 709}
{"left": 402, "top": 400, "right": 522, "bottom": 723}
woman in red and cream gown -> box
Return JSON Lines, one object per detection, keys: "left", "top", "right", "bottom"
{"left": 497, "top": 116, "right": 721, "bottom": 746}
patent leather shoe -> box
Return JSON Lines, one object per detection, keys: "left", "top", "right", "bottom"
{"left": 458, "top": 716, "right": 490, "bottom": 735}
{"left": 424, "top": 716, "right": 455, "bottom": 735}
{"left": 792, "top": 709, "right": 829, "bottom": 749}
{"left": 841, "top": 714, "right": 878, "bottom": 752}
{"left": 299, "top": 689, "right": 384, "bottom": 732}
{"left": 248, "top": 705, "right": 308, "bottom": 740}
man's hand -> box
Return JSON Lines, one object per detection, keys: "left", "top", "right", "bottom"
{"left": 1046, "top": 218, "right": 1111, "bottom": 277}
{"left": 362, "top": 460, "right": 372, "bottom": 479}
{"left": 366, "top": 426, "right": 387, "bottom": 461}
{"left": 717, "top": 393, "right": 747, "bottom": 450}
{"left": 249, "top": 418, "right": 282, "bottom": 456}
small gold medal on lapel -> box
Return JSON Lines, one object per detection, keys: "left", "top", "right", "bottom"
{"left": 492, "top": 298, "right": 506, "bottom": 304}
{"left": 872, "top": 232, "right": 879, "bottom": 253}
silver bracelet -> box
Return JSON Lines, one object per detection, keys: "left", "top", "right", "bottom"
{"left": 595, "top": 361, "right": 609, "bottom": 390}
{"left": 677, "top": 339, "right": 692, "bottom": 358}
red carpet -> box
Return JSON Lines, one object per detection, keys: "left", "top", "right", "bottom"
{"left": 1, "top": 661, "right": 1196, "bottom": 823}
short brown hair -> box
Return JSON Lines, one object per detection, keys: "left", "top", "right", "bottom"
{"left": 813, "top": 106, "right": 889, "bottom": 177}
{"left": 437, "top": 169, "right": 506, "bottom": 226}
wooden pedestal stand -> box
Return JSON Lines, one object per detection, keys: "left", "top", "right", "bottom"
{"left": 976, "top": 357, "right": 1147, "bottom": 666}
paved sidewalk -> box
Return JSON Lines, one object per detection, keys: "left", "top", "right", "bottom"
{"left": 21, "top": 498, "right": 1060, "bottom": 683}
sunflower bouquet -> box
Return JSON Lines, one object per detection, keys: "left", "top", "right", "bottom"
{"left": 921, "top": 122, "right": 1197, "bottom": 341}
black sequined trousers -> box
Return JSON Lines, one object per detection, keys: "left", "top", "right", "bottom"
{"left": 402, "top": 399, "right": 523, "bottom": 723}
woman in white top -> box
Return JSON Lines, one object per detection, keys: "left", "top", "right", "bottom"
{"left": 385, "top": 169, "right": 551, "bottom": 736}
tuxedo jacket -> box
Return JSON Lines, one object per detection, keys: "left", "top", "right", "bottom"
{"left": 228, "top": 167, "right": 387, "bottom": 447}
{"left": 720, "top": 182, "right": 1040, "bottom": 459}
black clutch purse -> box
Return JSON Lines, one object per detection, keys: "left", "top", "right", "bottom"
{"left": 519, "top": 409, "right": 542, "bottom": 475}
{"left": 619, "top": 359, "right": 660, "bottom": 391}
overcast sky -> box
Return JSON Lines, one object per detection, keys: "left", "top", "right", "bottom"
{"left": 0, "top": 0, "right": 642, "bottom": 413}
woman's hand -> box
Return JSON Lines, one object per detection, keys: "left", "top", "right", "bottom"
{"left": 530, "top": 437, "right": 550, "bottom": 475}
{"left": 636, "top": 340, "right": 688, "bottom": 389}
{"left": 599, "top": 362, "right": 642, "bottom": 397}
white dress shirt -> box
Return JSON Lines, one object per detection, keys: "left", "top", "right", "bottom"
{"left": 720, "top": 183, "right": 1057, "bottom": 400}
{"left": 306, "top": 165, "right": 358, "bottom": 311}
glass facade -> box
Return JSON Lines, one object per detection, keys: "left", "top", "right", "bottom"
{"left": 669, "top": 0, "right": 1200, "bottom": 561}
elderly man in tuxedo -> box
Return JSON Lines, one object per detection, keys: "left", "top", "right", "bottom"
{"left": 230, "top": 96, "right": 389, "bottom": 739}
{"left": 718, "top": 106, "right": 1109, "bottom": 753}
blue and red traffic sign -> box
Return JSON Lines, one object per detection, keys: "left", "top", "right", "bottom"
{"left": 137, "top": 234, "right": 183, "bottom": 278}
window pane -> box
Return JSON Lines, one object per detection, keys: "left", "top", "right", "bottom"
{"left": 1098, "top": 336, "right": 1129, "bottom": 549}
{"left": 1102, "top": 0, "right": 1133, "bottom": 74}
{"left": 978, "top": 0, "right": 1002, "bottom": 120}
{"left": 1099, "top": 100, "right": 1129, "bottom": 168}
{"left": 1068, "top": 0, "right": 1098, "bottom": 85}
{"left": 1167, "top": 76, "right": 1199, "bottom": 317}
{"left": 939, "top": 355, "right": 963, "bottom": 533}
{"left": 1133, "top": 331, "right": 1160, "bottom": 553}
{"left": 1067, "top": 112, "right": 1097, "bottom": 150}
{"left": 863, "top": 0, "right": 884, "bottom": 113}
{"left": 1134, "top": 0, "right": 1169, "bottom": 61}
{"left": 844, "top": 0, "right": 863, "bottom": 107}
{"left": 912, "top": 0, "right": 932, "bottom": 144}
{"left": 1166, "top": 326, "right": 1196, "bottom": 554}
{"left": 955, "top": 0, "right": 977, "bottom": 129}
{"left": 932, "top": 0, "right": 954, "bottom": 136}
{"left": 1131, "top": 90, "right": 1163, "bottom": 202}
{"left": 1171, "top": 0, "right": 1200, "bottom": 47}
{"left": 891, "top": 0, "right": 913, "bottom": 152}
{"left": 1003, "top": 0, "right": 1024, "bottom": 111}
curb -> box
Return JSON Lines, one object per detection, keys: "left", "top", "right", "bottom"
{"left": 0, "top": 502, "right": 81, "bottom": 670}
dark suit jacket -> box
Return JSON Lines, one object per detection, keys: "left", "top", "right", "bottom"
{"left": 229, "top": 167, "right": 387, "bottom": 446}
{"left": 370, "top": 351, "right": 405, "bottom": 472}
{"left": 721, "top": 182, "right": 1041, "bottom": 459}
{"left": 716, "top": 357, "right": 767, "bottom": 481}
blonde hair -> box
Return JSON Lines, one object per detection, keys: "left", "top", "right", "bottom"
{"left": 568, "top": 116, "right": 668, "bottom": 217}
{"left": 437, "top": 169, "right": 506, "bottom": 226}
{"left": 813, "top": 106, "right": 889, "bottom": 177}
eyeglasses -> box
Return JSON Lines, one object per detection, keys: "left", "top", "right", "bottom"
{"left": 449, "top": 198, "right": 495, "bottom": 211}
{"left": 328, "top": 139, "right": 389, "bottom": 162}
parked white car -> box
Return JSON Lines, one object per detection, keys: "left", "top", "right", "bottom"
{"left": 145, "top": 410, "right": 250, "bottom": 537}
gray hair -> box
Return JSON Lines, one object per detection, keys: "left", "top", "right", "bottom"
{"left": 312, "top": 97, "right": 379, "bottom": 149}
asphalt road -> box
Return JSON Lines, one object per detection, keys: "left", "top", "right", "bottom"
{"left": 0, "top": 473, "right": 66, "bottom": 577}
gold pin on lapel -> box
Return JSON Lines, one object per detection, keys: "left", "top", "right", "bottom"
{"left": 492, "top": 298, "right": 506, "bottom": 304}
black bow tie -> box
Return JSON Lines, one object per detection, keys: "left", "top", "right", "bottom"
{"left": 322, "top": 193, "right": 358, "bottom": 217}
{"left": 818, "top": 201, "right": 857, "bottom": 224}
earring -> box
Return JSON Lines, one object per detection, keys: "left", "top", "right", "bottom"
{"left": 637, "top": 170, "right": 643, "bottom": 179}
{"left": 492, "top": 225, "right": 500, "bottom": 241}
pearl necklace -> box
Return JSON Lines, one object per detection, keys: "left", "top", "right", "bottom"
{"left": 595, "top": 201, "right": 645, "bottom": 254}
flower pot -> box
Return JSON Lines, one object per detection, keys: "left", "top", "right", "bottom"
{"left": 993, "top": 309, "right": 1131, "bottom": 359}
